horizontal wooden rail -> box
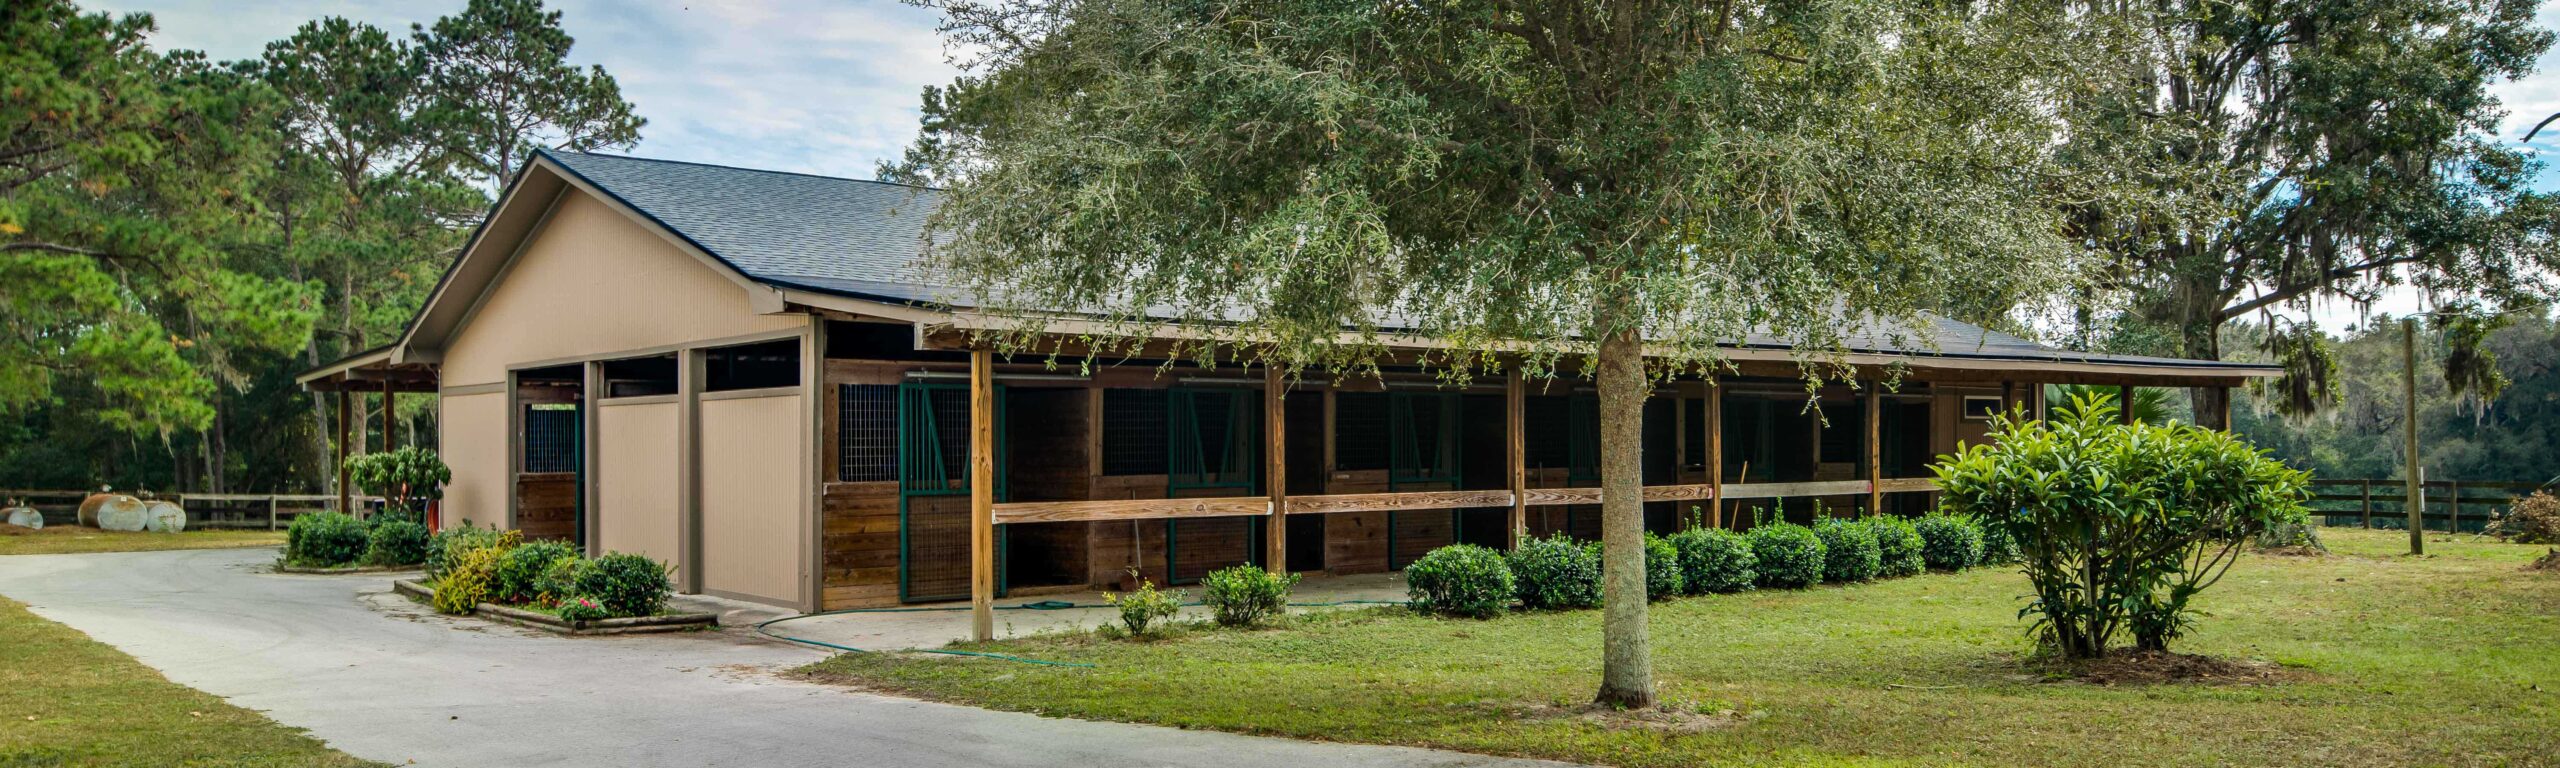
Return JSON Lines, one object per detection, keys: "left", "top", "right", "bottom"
{"left": 991, "top": 497, "right": 1268, "bottom": 524}
{"left": 986, "top": 478, "right": 1946, "bottom": 525}
{"left": 1286, "top": 490, "right": 1515, "bottom": 515}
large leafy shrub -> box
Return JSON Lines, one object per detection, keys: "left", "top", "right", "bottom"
{"left": 1642, "top": 533, "right": 1683, "bottom": 601}
{"left": 432, "top": 545, "right": 503, "bottom": 615}
{"left": 2487, "top": 492, "right": 2560, "bottom": 544}
{"left": 1912, "top": 513, "right": 1982, "bottom": 570}
{"left": 494, "top": 540, "right": 579, "bottom": 605}
{"left": 1747, "top": 522, "right": 1825, "bottom": 589}
{"left": 535, "top": 554, "right": 586, "bottom": 604}
{"left": 362, "top": 519, "right": 430, "bottom": 567}
{"left": 1668, "top": 527, "right": 1755, "bottom": 594}
{"left": 1104, "top": 576, "right": 1184, "bottom": 637}
{"left": 344, "top": 447, "right": 450, "bottom": 520}
{"left": 573, "top": 553, "right": 672, "bottom": 618}
{"left": 1506, "top": 534, "right": 1602, "bottom": 610}
{"left": 285, "top": 511, "right": 369, "bottom": 567}
{"left": 1867, "top": 516, "right": 1926, "bottom": 578}
{"left": 1935, "top": 391, "right": 2310, "bottom": 658}
{"left": 424, "top": 523, "right": 517, "bottom": 581}
{"left": 1814, "top": 517, "right": 1880, "bottom": 583}
{"left": 1977, "top": 520, "right": 2021, "bottom": 566}
{"left": 1404, "top": 544, "right": 1514, "bottom": 618}
{"left": 1201, "top": 565, "right": 1297, "bottom": 627}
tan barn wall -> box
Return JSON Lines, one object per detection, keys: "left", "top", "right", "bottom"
{"left": 698, "top": 393, "right": 806, "bottom": 606}
{"left": 440, "top": 391, "right": 509, "bottom": 530}
{"left": 439, "top": 190, "right": 801, "bottom": 386}
{"left": 595, "top": 398, "right": 681, "bottom": 566}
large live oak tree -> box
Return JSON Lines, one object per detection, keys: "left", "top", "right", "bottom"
{"left": 901, "top": 0, "right": 2147, "bottom": 706}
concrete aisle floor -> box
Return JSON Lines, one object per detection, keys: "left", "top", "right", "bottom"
{"left": 0, "top": 548, "right": 1564, "bottom": 768}
{"left": 770, "top": 571, "right": 1414, "bottom": 650}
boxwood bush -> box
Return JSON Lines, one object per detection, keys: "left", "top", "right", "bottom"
{"left": 573, "top": 552, "right": 672, "bottom": 618}
{"left": 285, "top": 511, "right": 369, "bottom": 567}
{"left": 1815, "top": 517, "right": 1881, "bottom": 583}
{"left": 1913, "top": 513, "right": 1983, "bottom": 570}
{"left": 1867, "top": 516, "right": 1926, "bottom": 578}
{"left": 362, "top": 519, "right": 430, "bottom": 567}
{"left": 1201, "top": 565, "right": 1298, "bottom": 627}
{"left": 1668, "top": 527, "right": 1756, "bottom": 594}
{"left": 1747, "top": 522, "right": 1825, "bottom": 589}
{"left": 494, "top": 540, "right": 579, "bottom": 605}
{"left": 1404, "top": 544, "right": 1514, "bottom": 618}
{"left": 1642, "top": 533, "right": 1683, "bottom": 601}
{"left": 1506, "top": 534, "right": 1602, "bottom": 610}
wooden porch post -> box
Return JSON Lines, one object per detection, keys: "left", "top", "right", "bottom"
{"left": 381, "top": 380, "right": 398, "bottom": 452}
{"left": 335, "top": 388, "right": 352, "bottom": 514}
{"left": 1264, "top": 364, "right": 1288, "bottom": 572}
{"left": 1505, "top": 366, "right": 1526, "bottom": 548}
{"left": 2117, "top": 384, "right": 2135, "bottom": 425}
{"left": 969, "top": 347, "right": 996, "bottom": 642}
{"left": 2213, "top": 385, "right": 2233, "bottom": 430}
{"left": 1706, "top": 376, "right": 1722, "bottom": 528}
{"left": 1865, "top": 385, "right": 1881, "bottom": 516}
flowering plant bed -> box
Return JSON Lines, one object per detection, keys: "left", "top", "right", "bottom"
{"left": 390, "top": 579, "right": 714, "bottom": 636}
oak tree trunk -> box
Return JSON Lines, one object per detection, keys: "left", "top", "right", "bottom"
{"left": 1593, "top": 321, "right": 1655, "bottom": 709}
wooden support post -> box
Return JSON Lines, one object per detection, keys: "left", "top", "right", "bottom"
{"left": 2446, "top": 480, "right": 2460, "bottom": 535}
{"left": 335, "top": 389, "right": 352, "bottom": 515}
{"left": 969, "top": 347, "right": 996, "bottom": 642}
{"left": 2403, "top": 317, "right": 2423, "bottom": 555}
{"left": 2214, "top": 385, "right": 2233, "bottom": 431}
{"left": 2360, "top": 479, "right": 2373, "bottom": 529}
{"left": 1865, "top": 385, "right": 1881, "bottom": 516}
{"left": 1264, "top": 364, "right": 1288, "bottom": 572}
{"left": 381, "top": 380, "right": 398, "bottom": 452}
{"left": 1505, "top": 366, "right": 1526, "bottom": 548}
{"left": 268, "top": 495, "right": 280, "bottom": 531}
{"left": 2117, "top": 384, "right": 2136, "bottom": 425}
{"left": 1706, "top": 377, "right": 1723, "bottom": 528}
{"left": 2000, "top": 381, "right": 2016, "bottom": 416}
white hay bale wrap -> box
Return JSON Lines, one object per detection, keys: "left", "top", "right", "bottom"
{"left": 2, "top": 506, "right": 39, "bottom": 529}
{"left": 142, "top": 500, "right": 187, "bottom": 532}
{"left": 92, "top": 496, "right": 148, "bottom": 532}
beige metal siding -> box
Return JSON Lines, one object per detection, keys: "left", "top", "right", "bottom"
{"left": 440, "top": 391, "right": 510, "bottom": 530}
{"left": 595, "top": 399, "right": 681, "bottom": 565}
{"left": 698, "top": 393, "right": 806, "bottom": 606}
{"left": 439, "top": 190, "right": 801, "bottom": 386}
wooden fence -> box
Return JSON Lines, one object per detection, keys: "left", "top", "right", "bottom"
{"left": 0, "top": 489, "right": 388, "bottom": 530}
{"left": 2304, "top": 479, "right": 2547, "bottom": 533}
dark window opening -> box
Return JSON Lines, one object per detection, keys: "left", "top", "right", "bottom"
{"left": 1334, "top": 392, "right": 1389, "bottom": 471}
{"left": 1101, "top": 389, "right": 1168, "bottom": 476}
{"left": 705, "top": 339, "right": 801, "bottom": 391}
{"left": 1682, "top": 397, "right": 1708, "bottom": 469}
{"left": 824, "top": 320, "right": 967, "bottom": 362}
{"left": 838, "top": 384, "right": 898, "bottom": 482}
{"left": 1523, "top": 395, "right": 1572, "bottom": 471}
{"left": 522, "top": 406, "right": 579, "bottom": 473}
{"left": 600, "top": 355, "right": 677, "bottom": 398}
{"left": 1817, "top": 399, "right": 1864, "bottom": 465}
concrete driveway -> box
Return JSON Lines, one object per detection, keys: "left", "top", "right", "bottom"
{"left": 0, "top": 548, "right": 1566, "bottom": 768}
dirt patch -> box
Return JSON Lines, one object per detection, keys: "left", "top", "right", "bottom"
{"left": 1521, "top": 702, "right": 1741, "bottom": 734}
{"left": 2058, "top": 651, "right": 2316, "bottom": 686}
{"left": 0, "top": 525, "right": 86, "bottom": 536}
{"left": 2525, "top": 549, "right": 2560, "bottom": 573}
{"left": 2257, "top": 545, "right": 2327, "bottom": 557}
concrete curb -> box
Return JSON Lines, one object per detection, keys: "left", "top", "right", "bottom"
{"left": 275, "top": 561, "right": 419, "bottom": 575}
{"left": 390, "top": 579, "right": 716, "bottom": 636}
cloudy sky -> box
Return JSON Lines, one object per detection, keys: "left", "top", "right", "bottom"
{"left": 97, "top": 0, "right": 2560, "bottom": 329}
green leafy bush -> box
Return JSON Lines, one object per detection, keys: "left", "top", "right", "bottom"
{"left": 424, "top": 523, "right": 518, "bottom": 581}
{"left": 1104, "top": 575, "right": 1184, "bottom": 637}
{"left": 573, "top": 553, "right": 672, "bottom": 618}
{"left": 362, "top": 519, "right": 430, "bottom": 566}
{"left": 494, "top": 540, "right": 579, "bottom": 605}
{"left": 1935, "top": 391, "right": 2311, "bottom": 658}
{"left": 1200, "top": 565, "right": 1298, "bottom": 627}
{"left": 432, "top": 545, "right": 502, "bottom": 615}
{"left": 1912, "top": 513, "right": 1982, "bottom": 570}
{"left": 1668, "top": 527, "right": 1756, "bottom": 594}
{"left": 285, "top": 511, "right": 370, "bottom": 567}
{"left": 1642, "top": 533, "right": 1683, "bottom": 601}
{"left": 1977, "top": 520, "right": 2020, "bottom": 566}
{"left": 554, "top": 596, "right": 611, "bottom": 624}
{"left": 1747, "top": 522, "right": 1825, "bottom": 589}
{"left": 1506, "top": 534, "right": 1602, "bottom": 610}
{"left": 536, "top": 554, "right": 586, "bottom": 604}
{"left": 344, "top": 446, "right": 451, "bottom": 520}
{"left": 1867, "top": 516, "right": 1925, "bottom": 578}
{"left": 1815, "top": 517, "right": 1881, "bottom": 583}
{"left": 1404, "top": 544, "right": 1514, "bottom": 618}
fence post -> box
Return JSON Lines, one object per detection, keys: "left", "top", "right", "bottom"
{"left": 2446, "top": 480, "right": 2460, "bottom": 534}
{"left": 2360, "top": 479, "right": 2373, "bottom": 529}
{"left": 268, "top": 495, "right": 280, "bottom": 531}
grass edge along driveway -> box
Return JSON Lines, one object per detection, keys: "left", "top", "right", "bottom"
{"left": 0, "top": 528, "right": 286, "bottom": 556}
{"left": 801, "top": 529, "right": 2559, "bottom": 768}
{"left": 0, "top": 593, "right": 383, "bottom": 767}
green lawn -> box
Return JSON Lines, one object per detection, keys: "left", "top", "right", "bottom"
{"left": 802, "top": 528, "right": 2559, "bottom": 767}
{"left": 0, "top": 527, "right": 285, "bottom": 556}
{"left": 0, "top": 595, "right": 382, "bottom": 767}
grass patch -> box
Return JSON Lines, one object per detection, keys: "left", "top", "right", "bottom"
{"left": 0, "top": 527, "right": 285, "bottom": 556}
{"left": 0, "top": 594, "right": 382, "bottom": 767}
{"left": 802, "top": 529, "right": 2559, "bottom": 767}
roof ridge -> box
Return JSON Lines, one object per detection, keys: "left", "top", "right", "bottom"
{"left": 537, "top": 147, "right": 943, "bottom": 192}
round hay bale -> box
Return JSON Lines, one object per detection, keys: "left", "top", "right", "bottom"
{"left": 142, "top": 500, "right": 186, "bottom": 533}
{"left": 2, "top": 506, "right": 39, "bottom": 529}
{"left": 92, "top": 496, "right": 148, "bottom": 532}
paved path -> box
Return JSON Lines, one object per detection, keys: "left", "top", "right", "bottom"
{"left": 0, "top": 548, "right": 1566, "bottom": 768}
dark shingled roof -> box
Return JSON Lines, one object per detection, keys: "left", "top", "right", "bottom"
{"left": 539, "top": 149, "right": 2271, "bottom": 373}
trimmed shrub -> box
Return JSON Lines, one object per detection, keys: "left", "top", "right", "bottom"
{"left": 1977, "top": 520, "right": 2020, "bottom": 566}
{"left": 554, "top": 596, "right": 610, "bottom": 624}
{"left": 1201, "top": 565, "right": 1298, "bottom": 627}
{"left": 1912, "top": 513, "right": 1983, "bottom": 571}
{"left": 573, "top": 553, "right": 673, "bottom": 618}
{"left": 285, "top": 511, "right": 370, "bottom": 567}
{"left": 424, "top": 524, "right": 518, "bottom": 581}
{"left": 1747, "top": 522, "right": 1825, "bottom": 589}
{"left": 535, "top": 554, "right": 586, "bottom": 604}
{"left": 1868, "top": 516, "right": 1926, "bottom": 578}
{"left": 1104, "top": 576, "right": 1184, "bottom": 637}
{"left": 1668, "top": 527, "right": 1756, "bottom": 594}
{"left": 494, "top": 541, "right": 579, "bottom": 605}
{"left": 1815, "top": 517, "right": 1881, "bottom": 583}
{"left": 362, "top": 519, "right": 431, "bottom": 567}
{"left": 1404, "top": 544, "right": 1514, "bottom": 618}
{"left": 1642, "top": 533, "right": 1683, "bottom": 601}
{"left": 1506, "top": 534, "right": 1602, "bottom": 610}
{"left": 432, "top": 545, "right": 502, "bottom": 615}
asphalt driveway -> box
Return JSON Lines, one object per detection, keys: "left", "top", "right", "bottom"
{"left": 0, "top": 547, "right": 1565, "bottom": 768}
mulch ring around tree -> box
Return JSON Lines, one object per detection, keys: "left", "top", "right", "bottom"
{"left": 2526, "top": 549, "right": 2560, "bottom": 573}
{"left": 1517, "top": 702, "right": 1743, "bottom": 734}
{"left": 2047, "top": 650, "right": 2318, "bottom": 687}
